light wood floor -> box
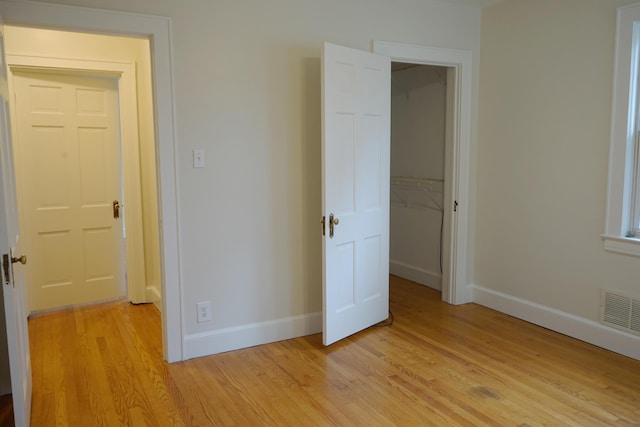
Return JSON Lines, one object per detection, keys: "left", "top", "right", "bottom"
{"left": 28, "top": 275, "right": 640, "bottom": 426}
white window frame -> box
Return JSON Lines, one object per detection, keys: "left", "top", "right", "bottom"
{"left": 603, "top": 2, "right": 640, "bottom": 257}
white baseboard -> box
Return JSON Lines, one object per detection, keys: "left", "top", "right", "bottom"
{"left": 472, "top": 285, "right": 640, "bottom": 361}
{"left": 184, "top": 312, "right": 323, "bottom": 360}
{"left": 390, "top": 260, "right": 441, "bottom": 291}
{"left": 146, "top": 285, "right": 162, "bottom": 312}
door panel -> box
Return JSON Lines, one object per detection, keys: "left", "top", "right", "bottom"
{"left": 14, "top": 72, "right": 124, "bottom": 311}
{"left": 322, "top": 42, "right": 390, "bottom": 345}
{"left": 0, "top": 28, "right": 32, "bottom": 426}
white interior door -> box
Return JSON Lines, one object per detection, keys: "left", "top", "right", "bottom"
{"left": 0, "top": 30, "right": 32, "bottom": 427}
{"left": 13, "top": 71, "right": 125, "bottom": 311}
{"left": 322, "top": 42, "right": 390, "bottom": 345}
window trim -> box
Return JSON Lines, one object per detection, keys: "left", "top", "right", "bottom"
{"left": 603, "top": 2, "right": 640, "bottom": 256}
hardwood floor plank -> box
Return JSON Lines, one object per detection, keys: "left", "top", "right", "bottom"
{"left": 27, "top": 276, "right": 640, "bottom": 426}
{"left": 403, "top": 315, "right": 618, "bottom": 425}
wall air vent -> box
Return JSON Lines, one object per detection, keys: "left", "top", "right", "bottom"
{"left": 600, "top": 289, "right": 640, "bottom": 336}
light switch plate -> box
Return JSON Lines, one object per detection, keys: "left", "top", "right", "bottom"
{"left": 193, "top": 149, "right": 205, "bottom": 168}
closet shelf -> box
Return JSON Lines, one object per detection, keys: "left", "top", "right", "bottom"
{"left": 391, "top": 176, "right": 443, "bottom": 191}
{"left": 391, "top": 176, "right": 444, "bottom": 212}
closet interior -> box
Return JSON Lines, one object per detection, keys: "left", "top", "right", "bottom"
{"left": 390, "top": 62, "right": 448, "bottom": 291}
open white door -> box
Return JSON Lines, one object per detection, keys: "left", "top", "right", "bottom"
{"left": 321, "top": 43, "right": 390, "bottom": 345}
{"left": 0, "top": 23, "right": 32, "bottom": 427}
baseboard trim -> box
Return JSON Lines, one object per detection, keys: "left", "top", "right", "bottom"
{"left": 390, "top": 260, "right": 441, "bottom": 291}
{"left": 184, "top": 312, "right": 323, "bottom": 360}
{"left": 146, "top": 285, "right": 162, "bottom": 312}
{"left": 472, "top": 285, "right": 640, "bottom": 360}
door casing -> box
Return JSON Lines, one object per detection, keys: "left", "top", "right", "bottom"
{"left": 374, "top": 41, "right": 473, "bottom": 305}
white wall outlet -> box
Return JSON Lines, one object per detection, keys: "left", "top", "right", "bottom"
{"left": 193, "top": 149, "right": 205, "bottom": 168}
{"left": 196, "top": 301, "right": 212, "bottom": 323}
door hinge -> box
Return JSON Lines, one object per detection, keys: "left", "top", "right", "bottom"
{"left": 2, "top": 253, "right": 10, "bottom": 285}
{"left": 454, "top": 200, "right": 458, "bottom": 212}
{"left": 321, "top": 216, "right": 326, "bottom": 236}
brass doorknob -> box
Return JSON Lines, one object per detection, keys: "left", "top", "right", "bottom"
{"left": 11, "top": 255, "right": 27, "bottom": 265}
{"left": 329, "top": 213, "right": 339, "bottom": 238}
{"left": 113, "top": 200, "right": 121, "bottom": 219}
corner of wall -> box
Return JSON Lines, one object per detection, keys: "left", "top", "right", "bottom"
{"left": 390, "top": 260, "right": 442, "bottom": 291}
{"left": 471, "top": 284, "right": 640, "bottom": 361}
{"left": 147, "top": 285, "right": 162, "bottom": 312}
{"left": 184, "top": 312, "right": 322, "bottom": 360}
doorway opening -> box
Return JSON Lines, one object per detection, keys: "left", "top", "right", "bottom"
{"left": 375, "top": 40, "right": 473, "bottom": 306}
{"left": 390, "top": 62, "right": 449, "bottom": 293}
{"left": 6, "top": 26, "right": 162, "bottom": 316}
{"left": 0, "top": 0, "right": 182, "bottom": 364}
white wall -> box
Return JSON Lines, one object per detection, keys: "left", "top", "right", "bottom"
{"left": 12, "top": 0, "right": 481, "bottom": 357}
{"left": 4, "top": 26, "right": 162, "bottom": 308}
{"left": 475, "top": 0, "right": 640, "bottom": 358}
{"left": 390, "top": 65, "right": 446, "bottom": 290}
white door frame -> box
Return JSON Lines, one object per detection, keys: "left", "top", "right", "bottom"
{"left": 0, "top": 1, "right": 184, "bottom": 362}
{"left": 8, "top": 56, "right": 148, "bottom": 307}
{"left": 374, "top": 41, "right": 472, "bottom": 305}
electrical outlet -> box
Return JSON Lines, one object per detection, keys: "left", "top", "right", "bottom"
{"left": 196, "top": 301, "right": 212, "bottom": 323}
